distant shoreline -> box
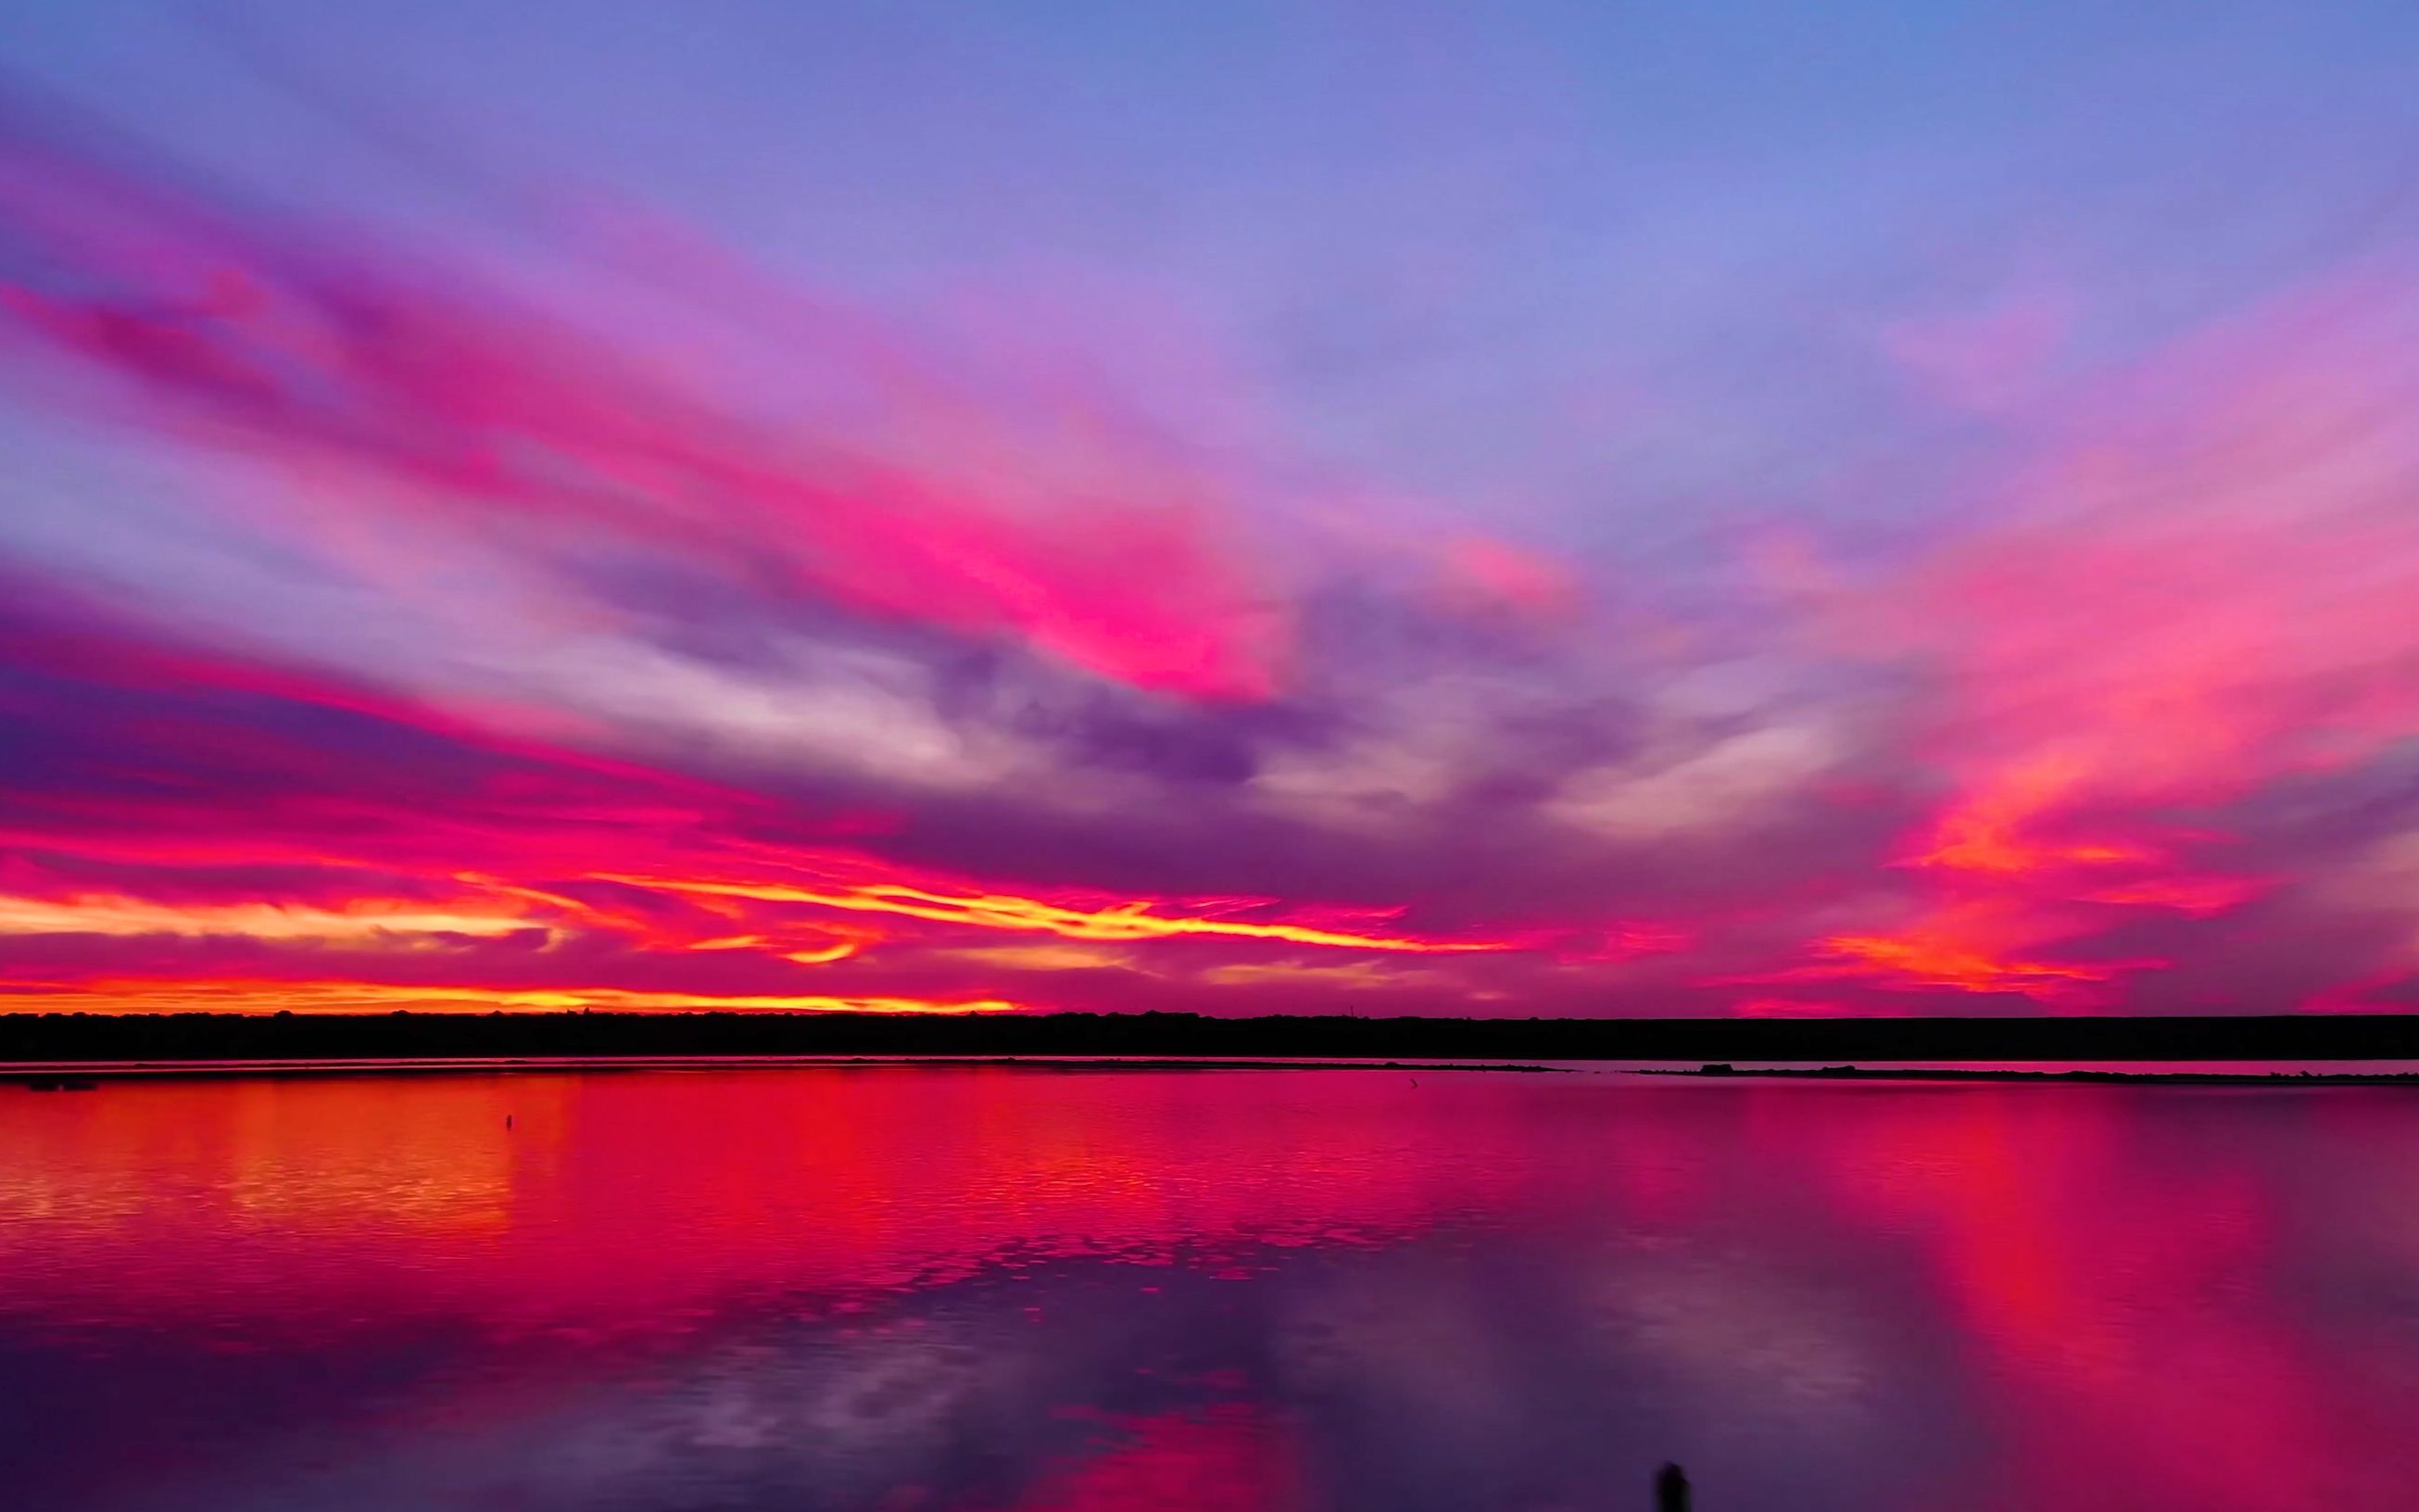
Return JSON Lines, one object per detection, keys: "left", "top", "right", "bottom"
{"left": 1644, "top": 1063, "right": 2419, "bottom": 1086}
{"left": 7, "top": 1010, "right": 2419, "bottom": 1067}
{"left": 19, "top": 1054, "right": 2416, "bottom": 1090}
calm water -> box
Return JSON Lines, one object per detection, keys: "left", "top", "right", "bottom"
{"left": 6, "top": 1068, "right": 2419, "bottom": 1512}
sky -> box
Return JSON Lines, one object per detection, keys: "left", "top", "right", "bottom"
{"left": 2, "top": 0, "right": 2418, "bottom": 1018}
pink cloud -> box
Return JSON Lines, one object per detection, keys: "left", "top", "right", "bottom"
{"left": 0, "top": 112, "right": 1288, "bottom": 700}
{"left": 1804, "top": 270, "right": 2419, "bottom": 1002}
{"left": 1881, "top": 286, "right": 2074, "bottom": 414}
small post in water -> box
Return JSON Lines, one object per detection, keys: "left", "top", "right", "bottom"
{"left": 1655, "top": 1462, "right": 1691, "bottom": 1511}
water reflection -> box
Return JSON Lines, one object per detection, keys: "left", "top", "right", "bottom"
{"left": 5, "top": 1068, "right": 2418, "bottom": 1510}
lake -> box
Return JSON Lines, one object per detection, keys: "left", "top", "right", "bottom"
{"left": 6, "top": 1065, "right": 2419, "bottom": 1511}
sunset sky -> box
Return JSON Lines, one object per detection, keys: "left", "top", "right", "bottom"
{"left": 4, "top": 0, "right": 2419, "bottom": 1017}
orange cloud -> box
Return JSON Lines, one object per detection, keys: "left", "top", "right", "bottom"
{"left": 11, "top": 979, "right": 1022, "bottom": 1014}
{"left": 602, "top": 873, "right": 1518, "bottom": 954}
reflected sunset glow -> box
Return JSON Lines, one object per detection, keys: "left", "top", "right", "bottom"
{"left": 8, "top": 1069, "right": 2419, "bottom": 1510}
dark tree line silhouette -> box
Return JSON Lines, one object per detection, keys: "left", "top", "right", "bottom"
{"left": 6, "top": 1009, "right": 2416, "bottom": 1064}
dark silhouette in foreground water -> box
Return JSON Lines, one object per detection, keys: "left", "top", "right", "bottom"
{"left": 1657, "top": 1462, "right": 1692, "bottom": 1510}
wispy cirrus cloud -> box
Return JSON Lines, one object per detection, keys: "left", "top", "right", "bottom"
{"left": 1770, "top": 275, "right": 2419, "bottom": 1006}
